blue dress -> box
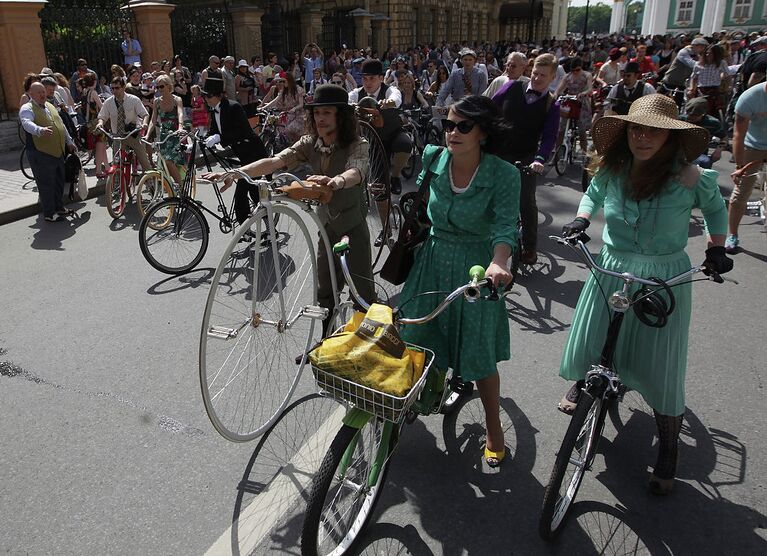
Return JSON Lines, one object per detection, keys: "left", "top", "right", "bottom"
{"left": 399, "top": 145, "right": 521, "bottom": 381}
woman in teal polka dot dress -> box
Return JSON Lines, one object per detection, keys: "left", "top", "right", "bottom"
{"left": 399, "top": 95, "right": 520, "bottom": 467}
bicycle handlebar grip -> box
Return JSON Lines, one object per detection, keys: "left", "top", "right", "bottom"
{"left": 332, "top": 236, "right": 350, "bottom": 254}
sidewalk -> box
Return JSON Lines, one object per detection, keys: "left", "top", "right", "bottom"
{"left": 0, "top": 149, "right": 105, "bottom": 225}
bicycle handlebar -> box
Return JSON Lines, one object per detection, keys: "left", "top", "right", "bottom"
{"left": 97, "top": 126, "right": 141, "bottom": 142}
{"left": 550, "top": 234, "right": 738, "bottom": 286}
{"left": 332, "top": 237, "right": 499, "bottom": 325}
{"left": 141, "top": 129, "right": 187, "bottom": 148}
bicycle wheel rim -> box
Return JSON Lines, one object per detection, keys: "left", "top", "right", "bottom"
{"left": 105, "top": 173, "right": 125, "bottom": 218}
{"left": 139, "top": 198, "right": 208, "bottom": 274}
{"left": 554, "top": 145, "right": 567, "bottom": 176}
{"left": 136, "top": 172, "right": 171, "bottom": 217}
{"left": 306, "top": 421, "right": 390, "bottom": 556}
{"left": 541, "top": 394, "right": 602, "bottom": 538}
{"left": 20, "top": 148, "right": 34, "bottom": 180}
{"left": 199, "top": 204, "right": 318, "bottom": 442}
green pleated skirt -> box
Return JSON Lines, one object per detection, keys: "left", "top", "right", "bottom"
{"left": 399, "top": 236, "right": 510, "bottom": 382}
{"left": 559, "top": 246, "right": 692, "bottom": 416}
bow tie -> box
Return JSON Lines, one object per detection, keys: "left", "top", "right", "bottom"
{"left": 212, "top": 107, "right": 220, "bottom": 113}
{"left": 526, "top": 89, "right": 542, "bottom": 97}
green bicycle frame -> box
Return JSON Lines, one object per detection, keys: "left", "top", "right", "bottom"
{"left": 340, "top": 409, "right": 394, "bottom": 488}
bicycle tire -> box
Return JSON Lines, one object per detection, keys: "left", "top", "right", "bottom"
{"left": 358, "top": 121, "right": 393, "bottom": 269}
{"left": 138, "top": 198, "right": 209, "bottom": 274}
{"left": 554, "top": 145, "right": 567, "bottom": 176}
{"left": 19, "top": 147, "right": 35, "bottom": 181}
{"left": 200, "top": 204, "right": 318, "bottom": 442}
{"left": 260, "top": 131, "right": 276, "bottom": 158}
{"left": 539, "top": 390, "right": 605, "bottom": 540}
{"left": 105, "top": 171, "right": 126, "bottom": 218}
{"left": 136, "top": 171, "right": 174, "bottom": 217}
{"left": 301, "top": 420, "right": 393, "bottom": 556}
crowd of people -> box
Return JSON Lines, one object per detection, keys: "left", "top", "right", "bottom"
{"left": 17, "top": 27, "right": 766, "bottom": 490}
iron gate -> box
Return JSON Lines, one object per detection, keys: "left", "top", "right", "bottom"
{"left": 40, "top": 0, "right": 135, "bottom": 79}
{"left": 171, "top": 0, "right": 234, "bottom": 73}
{"left": 321, "top": 11, "right": 355, "bottom": 53}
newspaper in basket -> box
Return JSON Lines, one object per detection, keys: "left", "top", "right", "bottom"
{"left": 313, "top": 345, "right": 434, "bottom": 423}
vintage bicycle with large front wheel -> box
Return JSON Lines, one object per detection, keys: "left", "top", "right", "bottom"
{"left": 538, "top": 233, "right": 735, "bottom": 540}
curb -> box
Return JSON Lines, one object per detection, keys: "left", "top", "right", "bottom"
{"left": 0, "top": 180, "right": 106, "bottom": 226}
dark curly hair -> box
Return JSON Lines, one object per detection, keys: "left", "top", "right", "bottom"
{"left": 304, "top": 105, "right": 359, "bottom": 149}
{"left": 450, "top": 95, "right": 510, "bottom": 156}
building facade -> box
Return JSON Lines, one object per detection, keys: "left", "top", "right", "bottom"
{"left": 630, "top": 0, "right": 767, "bottom": 36}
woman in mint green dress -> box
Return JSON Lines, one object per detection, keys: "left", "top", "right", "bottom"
{"left": 399, "top": 95, "right": 520, "bottom": 467}
{"left": 558, "top": 95, "right": 733, "bottom": 494}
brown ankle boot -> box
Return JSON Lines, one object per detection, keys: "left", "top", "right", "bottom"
{"left": 649, "top": 410, "right": 684, "bottom": 495}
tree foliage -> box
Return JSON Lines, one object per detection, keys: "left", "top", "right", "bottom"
{"left": 567, "top": 3, "right": 612, "bottom": 35}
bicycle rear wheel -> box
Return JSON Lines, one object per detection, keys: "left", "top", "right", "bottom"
{"left": 539, "top": 390, "right": 606, "bottom": 540}
{"left": 136, "top": 171, "right": 174, "bottom": 217}
{"left": 138, "top": 198, "right": 209, "bottom": 274}
{"left": 19, "top": 147, "right": 34, "bottom": 180}
{"left": 105, "top": 171, "right": 126, "bottom": 218}
{"left": 301, "top": 419, "right": 393, "bottom": 556}
{"left": 553, "top": 145, "right": 567, "bottom": 176}
{"left": 200, "top": 204, "right": 318, "bottom": 442}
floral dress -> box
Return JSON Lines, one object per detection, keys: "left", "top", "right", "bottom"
{"left": 263, "top": 88, "right": 305, "bottom": 143}
{"left": 560, "top": 71, "right": 593, "bottom": 130}
{"left": 157, "top": 103, "right": 184, "bottom": 167}
{"left": 560, "top": 167, "right": 728, "bottom": 416}
{"left": 399, "top": 145, "right": 520, "bottom": 381}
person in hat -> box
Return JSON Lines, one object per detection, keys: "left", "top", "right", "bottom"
{"left": 261, "top": 71, "right": 305, "bottom": 143}
{"left": 437, "top": 48, "right": 488, "bottom": 107}
{"left": 660, "top": 37, "right": 708, "bottom": 100}
{"left": 605, "top": 61, "right": 656, "bottom": 116}
{"left": 203, "top": 84, "right": 375, "bottom": 334}
{"left": 680, "top": 96, "right": 726, "bottom": 168}
{"left": 234, "top": 59, "right": 256, "bottom": 109}
{"left": 558, "top": 94, "right": 732, "bottom": 495}
{"left": 348, "top": 59, "right": 411, "bottom": 197}
{"left": 726, "top": 78, "right": 767, "bottom": 254}
{"left": 597, "top": 48, "right": 623, "bottom": 86}
{"left": 201, "top": 76, "right": 268, "bottom": 225}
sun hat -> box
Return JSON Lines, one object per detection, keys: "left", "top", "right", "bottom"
{"left": 361, "top": 59, "right": 384, "bottom": 75}
{"left": 592, "top": 94, "right": 710, "bottom": 163}
{"left": 40, "top": 67, "right": 54, "bottom": 75}
{"left": 459, "top": 47, "right": 477, "bottom": 59}
{"left": 305, "top": 84, "right": 350, "bottom": 108}
{"left": 685, "top": 96, "right": 709, "bottom": 117}
{"left": 237, "top": 59, "right": 248, "bottom": 68}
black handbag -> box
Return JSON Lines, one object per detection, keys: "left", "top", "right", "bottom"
{"left": 380, "top": 147, "right": 443, "bottom": 285}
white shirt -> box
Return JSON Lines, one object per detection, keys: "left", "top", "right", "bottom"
{"left": 19, "top": 101, "right": 74, "bottom": 145}
{"left": 209, "top": 100, "right": 222, "bottom": 132}
{"left": 550, "top": 65, "right": 566, "bottom": 93}
{"left": 97, "top": 93, "right": 148, "bottom": 134}
{"left": 348, "top": 85, "right": 402, "bottom": 108}
{"left": 483, "top": 74, "right": 530, "bottom": 98}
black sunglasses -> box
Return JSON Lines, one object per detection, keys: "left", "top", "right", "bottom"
{"left": 442, "top": 119, "right": 476, "bottom": 134}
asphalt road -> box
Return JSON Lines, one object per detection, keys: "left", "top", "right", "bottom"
{"left": 0, "top": 155, "right": 765, "bottom": 556}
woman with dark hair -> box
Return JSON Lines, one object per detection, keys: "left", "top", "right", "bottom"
{"left": 558, "top": 94, "right": 732, "bottom": 494}
{"left": 261, "top": 71, "right": 305, "bottom": 142}
{"left": 398, "top": 94, "right": 520, "bottom": 468}
{"left": 690, "top": 44, "right": 730, "bottom": 117}
{"left": 80, "top": 72, "right": 108, "bottom": 180}
{"left": 203, "top": 84, "right": 374, "bottom": 334}
{"left": 171, "top": 55, "right": 192, "bottom": 115}
{"left": 554, "top": 56, "right": 593, "bottom": 153}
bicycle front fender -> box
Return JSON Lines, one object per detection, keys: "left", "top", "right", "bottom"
{"left": 342, "top": 407, "right": 373, "bottom": 429}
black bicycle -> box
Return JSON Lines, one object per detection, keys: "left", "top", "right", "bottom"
{"left": 538, "top": 233, "right": 735, "bottom": 539}
{"left": 137, "top": 131, "right": 259, "bottom": 274}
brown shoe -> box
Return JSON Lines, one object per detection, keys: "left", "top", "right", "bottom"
{"left": 521, "top": 249, "right": 537, "bottom": 265}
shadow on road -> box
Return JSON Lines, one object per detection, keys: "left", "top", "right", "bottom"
{"left": 146, "top": 267, "right": 214, "bottom": 295}
{"left": 29, "top": 210, "right": 92, "bottom": 250}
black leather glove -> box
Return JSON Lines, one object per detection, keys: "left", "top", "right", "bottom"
{"left": 703, "top": 246, "right": 733, "bottom": 275}
{"left": 562, "top": 216, "right": 590, "bottom": 237}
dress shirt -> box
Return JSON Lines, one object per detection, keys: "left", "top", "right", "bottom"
{"left": 121, "top": 38, "right": 142, "bottom": 65}
{"left": 97, "top": 94, "right": 148, "bottom": 134}
{"left": 437, "top": 67, "right": 488, "bottom": 106}
{"left": 19, "top": 101, "right": 74, "bottom": 146}
{"left": 348, "top": 85, "right": 402, "bottom": 108}
{"left": 606, "top": 82, "right": 656, "bottom": 103}
{"left": 210, "top": 103, "right": 222, "bottom": 133}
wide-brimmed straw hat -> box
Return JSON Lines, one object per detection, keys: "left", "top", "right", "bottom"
{"left": 592, "top": 94, "right": 710, "bottom": 162}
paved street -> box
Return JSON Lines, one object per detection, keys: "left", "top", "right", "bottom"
{"left": 0, "top": 153, "right": 765, "bottom": 555}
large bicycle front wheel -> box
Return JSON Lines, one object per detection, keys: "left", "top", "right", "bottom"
{"left": 105, "top": 171, "right": 126, "bottom": 218}
{"left": 539, "top": 390, "right": 606, "bottom": 540}
{"left": 136, "top": 171, "right": 174, "bottom": 217}
{"left": 200, "top": 204, "right": 318, "bottom": 442}
{"left": 138, "top": 198, "right": 209, "bottom": 274}
{"left": 358, "top": 121, "right": 393, "bottom": 269}
{"left": 301, "top": 420, "right": 392, "bottom": 556}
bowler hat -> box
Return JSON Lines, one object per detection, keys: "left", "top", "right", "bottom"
{"left": 305, "top": 84, "right": 350, "bottom": 108}
{"left": 361, "top": 59, "right": 384, "bottom": 76}
{"left": 201, "top": 77, "right": 224, "bottom": 96}
{"left": 623, "top": 61, "right": 641, "bottom": 74}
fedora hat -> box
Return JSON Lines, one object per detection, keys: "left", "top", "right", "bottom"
{"left": 200, "top": 77, "right": 224, "bottom": 96}
{"left": 592, "top": 94, "right": 710, "bottom": 163}
{"left": 305, "top": 84, "right": 350, "bottom": 108}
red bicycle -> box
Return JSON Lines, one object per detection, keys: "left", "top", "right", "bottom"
{"left": 98, "top": 127, "right": 142, "bottom": 219}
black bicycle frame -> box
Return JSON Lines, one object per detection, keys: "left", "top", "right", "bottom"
{"left": 599, "top": 311, "right": 626, "bottom": 369}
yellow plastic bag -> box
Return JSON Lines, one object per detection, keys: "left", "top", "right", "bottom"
{"left": 309, "top": 304, "right": 426, "bottom": 396}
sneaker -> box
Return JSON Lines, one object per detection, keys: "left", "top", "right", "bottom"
{"left": 724, "top": 234, "right": 739, "bottom": 254}
{"left": 390, "top": 177, "right": 402, "bottom": 195}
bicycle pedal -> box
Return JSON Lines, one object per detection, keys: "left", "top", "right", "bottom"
{"left": 302, "top": 305, "right": 329, "bottom": 320}
{"left": 207, "top": 325, "right": 238, "bottom": 340}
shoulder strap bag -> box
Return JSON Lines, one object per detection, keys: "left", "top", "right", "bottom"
{"left": 380, "top": 147, "right": 444, "bottom": 285}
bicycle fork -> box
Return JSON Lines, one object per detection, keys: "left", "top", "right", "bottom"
{"left": 340, "top": 409, "right": 395, "bottom": 488}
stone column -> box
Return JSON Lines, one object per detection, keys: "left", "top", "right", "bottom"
{"left": 558, "top": 0, "right": 568, "bottom": 39}
{"left": 371, "top": 17, "right": 389, "bottom": 56}
{"left": 700, "top": 0, "right": 727, "bottom": 35}
{"left": 353, "top": 14, "right": 372, "bottom": 49}
{"left": 128, "top": 0, "right": 175, "bottom": 68}
{"left": 551, "top": 0, "right": 560, "bottom": 40}
{"left": 230, "top": 3, "right": 264, "bottom": 61}
{"left": 0, "top": 0, "right": 48, "bottom": 112}
{"left": 300, "top": 9, "right": 323, "bottom": 46}
{"left": 610, "top": 0, "right": 625, "bottom": 34}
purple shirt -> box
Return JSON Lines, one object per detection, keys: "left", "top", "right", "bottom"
{"left": 492, "top": 79, "right": 560, "bottom": 161}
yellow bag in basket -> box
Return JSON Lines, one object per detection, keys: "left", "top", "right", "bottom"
{"left": 309, "top": 304, "right": 426, "bottom": 396}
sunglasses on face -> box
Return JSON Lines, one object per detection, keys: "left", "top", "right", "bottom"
{"left": 331, "top": 80, "right": 343, "bottom": 85}
{"left": 442, "top": 119, "right": 476, "bottom": 134}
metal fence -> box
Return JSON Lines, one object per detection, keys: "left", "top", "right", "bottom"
{"left": 171, "top": 0, "right": 234, "bottom": 74}
{"left": 40, "top": 0, "right": 136, "bottom": 80}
